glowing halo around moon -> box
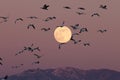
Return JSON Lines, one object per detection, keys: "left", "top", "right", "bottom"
{"left": 54, "top": 26, "right": 72, "bottom": 43}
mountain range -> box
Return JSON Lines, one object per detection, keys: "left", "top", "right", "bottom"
{"left": 1, "top": 67, "right": 120, "bottom": 80}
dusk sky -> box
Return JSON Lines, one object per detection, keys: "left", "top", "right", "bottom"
{"left": 0, "top": 0, "right": 120, "bottom": 77}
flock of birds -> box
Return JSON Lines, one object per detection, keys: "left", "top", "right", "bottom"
{"left": 0, "top": 2, "right": 109, "bottom": 80}
{"left": 14, "top": 43, "right": 43, "bottom": 66}
{"left": 0, "top": 43, "right": 43, "bottom": 80}
{"left": 58, "top": 21, "right": 107, "bottom": 49}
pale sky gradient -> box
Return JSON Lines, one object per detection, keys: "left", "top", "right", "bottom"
{"left": 0, "top": 0, "right": 120, "bottom": 77}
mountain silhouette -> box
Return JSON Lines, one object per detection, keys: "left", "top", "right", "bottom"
{"left": 1, "top": 67, "right": 120, "bottom": 80}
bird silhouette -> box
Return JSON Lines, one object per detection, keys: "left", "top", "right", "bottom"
{"left": 15, "top": 44, "right": 34, "bottom": 56}
{"left": 71, "top": 38, "right": 81, "bottom": 44}
{"left": 41, "top": 28, "right": 50, "bottom": 31}
{"left": 44, "top": 19, "right": 49, "bottom": 22}
{"left": 100, "top": 5, "right": 107, "bottom": 9}
{"left": 83, "top": 43, "right": 90, "bottom": 46}
{"left": 70, "top": 36, "right": 76, "bottom": 42}
{"left": 78, "top": 7, "right": 85, "bottom": 10}
{"left": 52, "top": 16, "right": 56, "bottom": 19}
{"left": 33, "top": 47, "right": 40, "bottom": 51}
{"left": 14, "top": 18, "right": 23, "bottom": 24}
{"left": 27, "top": 47, "right": 34, "bottom": 52}
{"left": 44, "top": 16, "right": 56, "bottom": 22}
{"left": 0, "top": 16, "right": 8, "bottom": 20}
{"left": 61, "top": 21, "right": 65, "bottom": 26}
{"left": 70, "top": 33, "right": 80, "bottom": 44}
{"left": 27, "top": 16, "right": 39, "bottom": 19}
{"left": 0, "top": 62, "right": 3, "bottom": 66}
{"left": 76, "top": 12, "right": 85, "bottom": 15}
{"left": 30, "top": 43, "right": 34, "bottom": 47}
{"left": 0, "top": 16, "right": 9, "bottom": 23}
{"left": 32, "top": 61, "right": 40, "bottom": 65}
{"left": 58, "top": 43, "right": 65, "bottom": 49}
{"left": 23, "top": 46, "right": 28, "bottom": 50}
{"left": 0, "top": 57, "right": 3, "bottom": 61}
{"left": 41, "top": 4, "right": 49, "bottom": 10}
{"left": 58, "top": 21, "right": 65, "bottom": 27}
{"left": 33, "top": 54, "right": 43, "bottom": 59}
{"left": 74, "top": 40, "right": 81, "bottom": 44}
{"left": 15, "top": 50, "right": 25, "bottom": 56}
{"left": 97, "top": 29, "right": 107, "bottom": 33}
{"left": 91, "top": 13, "right": 100, "bottom": 17}
{"left": 63, "top": 6, "right": 71, "bottom": 9}
{"left": 27, "top": 24, "right": 36, "bottom": 29}
{"left": 25, "top": 44, "right": 40, "bottom": 52}
{"left": 70, "top": 24, "right": 79, "bottom": 30}
{"left": 26, "top": 44, "right": 34, "bottom": 52}
{"left": 79, "top": 28, "right": 88, "bottom": 33}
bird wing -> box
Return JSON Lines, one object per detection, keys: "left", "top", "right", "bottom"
{"left": 0, "top": 62, "right": 3, "bottom": 65}
{"left": 64, "top": 6, "right": 71, "bottom": 9}
{"left": 78, "top": 7, "right": 85, "bottom": 10}
{"left": 79, "top": 29, "right": 83, "bottom": 33}
{"left": 0, "top": 57, "right": 2, "bottom": 60}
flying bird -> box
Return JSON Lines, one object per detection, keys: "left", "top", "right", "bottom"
{"left": 15, "top": 44, "right": 34, "bottom": 56}
{"left": 0, "top": 57, "right": 3, "bottom": 61}
{"left": 27, "top": 24, "right": 36, "bottom": 29}
{"left": 63, "top": 6, "right": 71, "bottom": 9}
{"left": 25, "top": 44, "right": 40, "bottom": 52}
{"left": 33, "top": 54, "right": 43, "bottom": 59}
{"left": 33, "top": 47, "right": 40, "bottom": 51}
{"left": 83, "top": 43, "right": 90, "bottom": 46}
{"left": 70, "top": 33, "right": 80, "bottom": 44}
{"left": 58, "top": 43, "right": 65, "bottom": 49}
{"left": 97, "top": 29, "right": 107, "bottom": 33}
{"left": 76, "top": 12, "right": 85, "bottom": 15}
{"left": 44, "top": 16, "right": 56, "bottom": 22}
{"left": 71, "top": 37, "right": 81, "bottom": 44}
{"left": 44, "top": 17, "right": 52, "bottom": 22}
{"left": 41, "top": 28, "right": 50, "bottom": 31}
{"left": 27, "top": 47, "right": 34, "bottom": 52}
{"left": 74, "top": 40, "right": 81, "bottom": 44}
{"left": 52, "top": 16, "right": 56, "bottom": 19}
{"left": 70, "top": 24, "right": 80, "bottom": 30}
{"left": 0, "top": 16, "right": 9, "bottom": 23}
{"left": 59, "top": 21, "right": 65, "bottom": 27}
{"left": 91, "top": 13, "right": 100, "bottom": 17}
{"left": 26, "top": 44, "right": 34, "bottom": 52}
{"left": 41, "top": 4, "right": 49, "bottom": 10}
{"left": 15, "top": 50, "right": 25, "bottom": 56}
{"left": 32, "top": 61, "right": 40, "bottom": 64}
{"left": 27, "top": 16, "right": 39, "bottom": 19}
{"left": 100, "top": 5, "right": 107, "bottom": 9}
{"left": 0, "top": 16, "right": 8, "bottom": 20}
{"left": 70, "top": 36, "right": 76, "bottom": 42}
{"left": 79, "top": 28, "right": 88, "bottom": 33}
{"left": 14, "top": 18, "right": 23, "bottom": 24}
{"left": 0, "top": 62, "right": 3, "bottom": 66}
{"left": 78, "top": 7, "right": 85, "bottom": 10}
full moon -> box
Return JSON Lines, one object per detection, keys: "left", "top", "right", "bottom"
{"left": 54, "top": 26, "right": 72, "bottom": 43}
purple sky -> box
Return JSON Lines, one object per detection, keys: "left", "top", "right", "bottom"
{"left": 0, "top": 0, "right": 120, "bottom": 77}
